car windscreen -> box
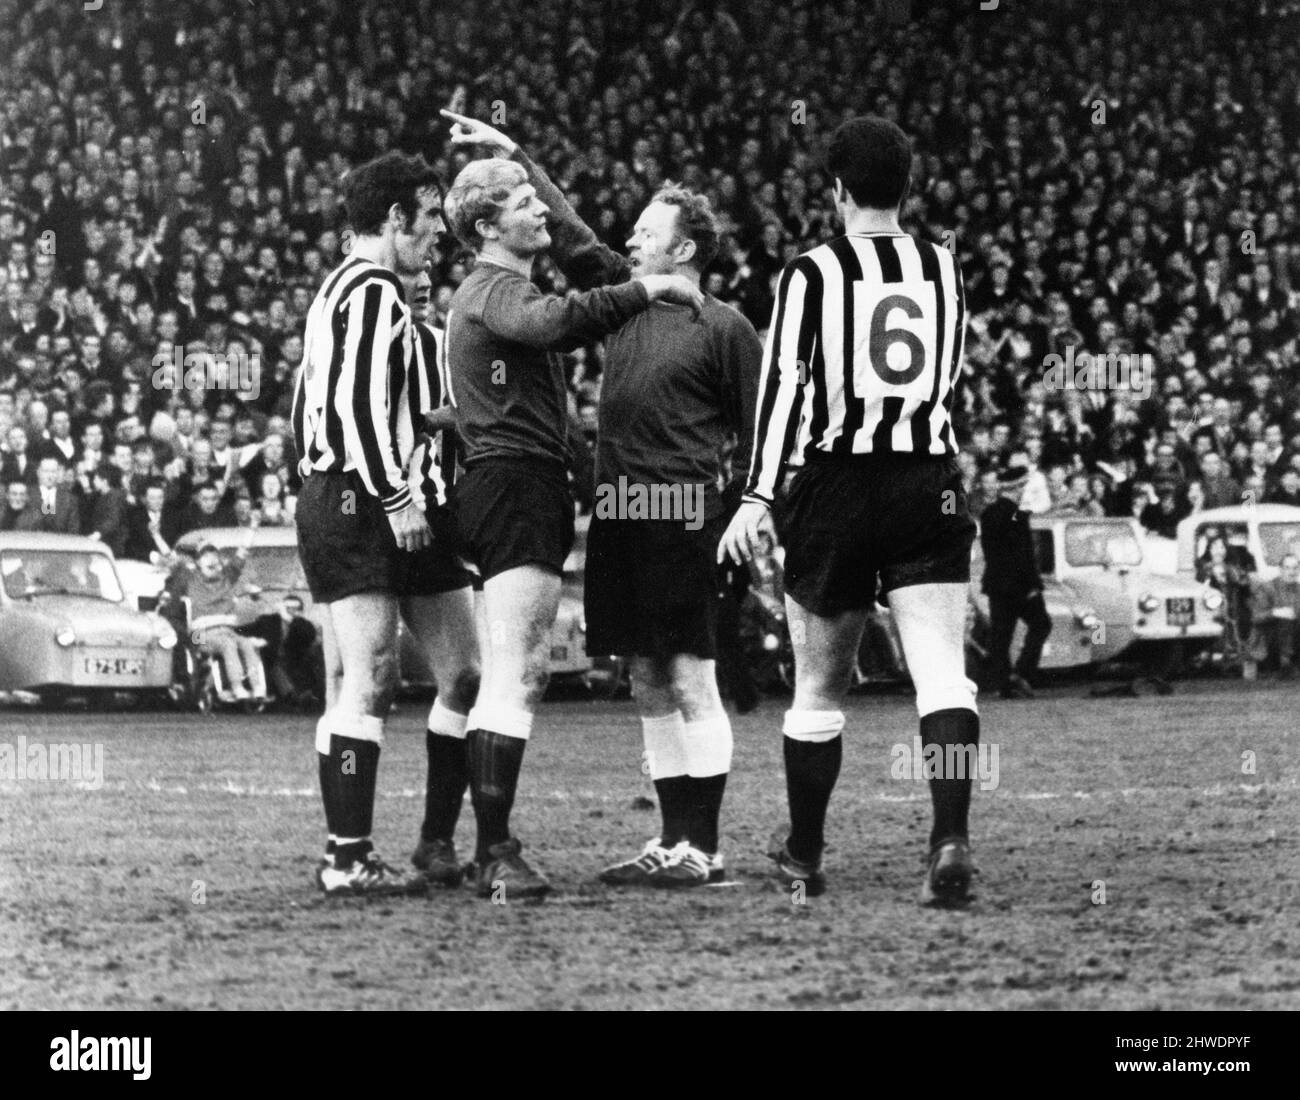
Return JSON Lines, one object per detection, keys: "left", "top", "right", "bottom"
{"left": 1260, "top": 523, "right": 1300, "bottom": 567}
{"left": 242, "top": 545, "right": 308, "bottom": 591}
{"left": 1063, "top": 523, "right": 1143, "bottom": 568}
{"left": 0, "top": 549, "right": 124, "bottom": 601}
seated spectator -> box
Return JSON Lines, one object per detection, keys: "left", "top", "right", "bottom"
{"left": 263, "top": 594, "right": 323, "bottom": 708}
{"left": 166, "top": 542, "right": 267, "bottom": 703}
{"left": 1255, "top": 554, "right": 1300, "bottom": 677}
{"left": 1197, "top": 534, "right": 1255, "bottom": 666}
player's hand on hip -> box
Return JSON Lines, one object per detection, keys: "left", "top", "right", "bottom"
{"left": 718, "top": 500, "right": 773, "bottom": 565}
{"left": 387, "top": 502, "right": 433, "bottom": 552}
{"left": 439, "top": 109, "right": 517, "bottom": 157}
{"left": 637, "top": 273, "right": 705, "bottom": 318}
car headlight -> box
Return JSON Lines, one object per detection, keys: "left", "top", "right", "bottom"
{"left": 55, "top": 627, "right": 76, "bottom": 647}
{"left": 1203, "top": 590, "right": 1224, "bottom": 611}
{"left": 763, "top": 632, "right": 780, "bottom": 651}
{"left": 1138, "top": 594, "right": 1160, "bottom": 613}
{"left": 1076, "top": 610, "right": 1101, "bottom": 630}
{"left": 157, "top": 624, "right": 178, "bottom": 650}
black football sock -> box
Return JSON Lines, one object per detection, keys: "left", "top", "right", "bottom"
{"left": 317, "top": 751, "right": 339, "bottom": 840}
{"left": 331, "top": 734, "right": 380, "bottom": 867}
{"left": 783, "top": 736, "right": 842, "bottom": 865}
{"left": 652, "top": 776, "right": 691, "bottom": 848}
{"left": 468, "top": 728, "right": 527, "bottom": 862}
{"left": 685, "top": 773, "right": 728, "bottom": 855}
{"left": 422, "top": 731, "right": 469, "bottom": 842}
{"left": 920, "top": 707, "right": 980, "bottom": 849}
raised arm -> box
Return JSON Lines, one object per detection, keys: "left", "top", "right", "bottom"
{"left": 441, "top": 109, "right": 630, "bottom": 291}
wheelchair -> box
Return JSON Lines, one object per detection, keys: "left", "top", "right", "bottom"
{"left": 165, "top": 595, "right": 269, "bottom": 714}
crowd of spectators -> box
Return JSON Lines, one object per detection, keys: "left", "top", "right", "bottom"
{"left": 1, "top": 0, "right": 1299, "bottom": 568}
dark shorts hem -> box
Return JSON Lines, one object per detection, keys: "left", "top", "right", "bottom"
{"left": 779, "top": 456, "right": 975, "bottom": 617}
{"left": 583, "top": 514, "right": 725, "bottom": 660}
{"left": 452, "top": 459, "right": 574, "bottom": 584}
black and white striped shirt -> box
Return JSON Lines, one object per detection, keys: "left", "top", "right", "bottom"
{"left": 743, "top": 232, "right": 966, "bottom": 506}
{"left": 291, "top": 256, "right": 416, "bottom": 514}
{"left": 411, "top": 319, "right": 455, "bottom": 509}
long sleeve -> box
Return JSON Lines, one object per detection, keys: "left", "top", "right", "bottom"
{"left": 743, "top": 258, "right": 821, "bottom": 506}
{"left": 720, "top": 312, "right": 763, "bottom": 498}
{"left": 478, "top": 271, "right": 648, "bottom": 353}
{"left": 514, "top": 149, "right": 631, "bottom": 291}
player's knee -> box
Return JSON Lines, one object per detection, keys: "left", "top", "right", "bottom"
{"left": 915, "top": 674, "right": 978, "bottom": 718}
{"left": 520, "top": 658, "right": 551, "bottom": 706}
{"left": 448, "top": 665, "right": 481, "bottom": 711}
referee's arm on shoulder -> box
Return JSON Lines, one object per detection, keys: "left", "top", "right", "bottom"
{"left": 337, "top": 278, "right": 413, "bottom": 515}
{"left": 742, "top": 258, "right": 821, "bottom": 509}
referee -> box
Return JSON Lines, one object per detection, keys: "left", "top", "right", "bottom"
{"left": 447, "top": 117, "right": 764, "bottom": 888}
{"left": 291, "top": 151, "right": 443, "bottom": 896}
{"left": 720, "top": 116, "right": 980, "bottom": 907}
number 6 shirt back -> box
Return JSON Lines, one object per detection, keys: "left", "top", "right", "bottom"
{"left": 743, "top": 232, "right": 966, "bottom": 507}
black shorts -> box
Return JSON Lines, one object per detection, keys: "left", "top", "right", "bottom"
{"left": 778, "top": 453, "right": 975, "bottom": 617}
{"left": 394, "top": 504, "right": 478, "bottom": 597}
{"left": 584, "top": 514, "right": 727, "bottom": 659}
{"left": 296, "top": 470, "right": 475, "bottom": 603}
{"left": 452, "top": 457, "right": 574, "bottom": 582}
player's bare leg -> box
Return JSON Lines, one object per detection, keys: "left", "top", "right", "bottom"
{"left": 320, "top": 613, "right": 343, "bottom": 711}
{"left": 888, "top": 582, "right": 979, "bottom": 907}
{"left": 602, "top": 654, "right": 731, "bottom": 887}
{"left": 769, "top": 599, "right": 868, "bottom": 895}
{"left": 314, "top": 592, "right": 413, "bottom": 894}
{"left": 466, "top": 563, "right": 560, "bottom": 897}
{"left": 400, "top": 588, "right": 480, "bottom": 885}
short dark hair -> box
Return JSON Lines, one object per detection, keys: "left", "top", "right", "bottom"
{"left": 344, "top": 152, "right": 441, "bottom": 237}
{"left": 652, "top": 183, "right": 720, "bottom": 270}
{"left": 826, "top": 115, "right": 912, "bottom": 210}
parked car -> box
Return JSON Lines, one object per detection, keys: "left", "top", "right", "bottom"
{"left": 980, "top": 514, "right": 1225, "bottom": 671}
{"left": 172, "top": 523, "right": 607, "bottom": 693}
{"left": 1175, "top": 504, "right": 1300, "bottom": 584}
{"left": 0, "top": 532, "right": 177, "bottom": 702}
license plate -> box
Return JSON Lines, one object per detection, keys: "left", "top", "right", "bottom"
{"left": 1166, "top": 597, "right": 1195, "bottom": 625}
{"left": 84, "top": 656, "right": 144, "bottom": 676}
{"left": 550, "top": 646, "right": 568, "bottom": 662}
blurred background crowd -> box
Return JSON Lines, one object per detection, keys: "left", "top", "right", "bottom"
{"left": 0, "top": 0, "right": 1298, "bottom": 560}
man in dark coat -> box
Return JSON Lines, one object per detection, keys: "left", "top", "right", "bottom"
{"left": 980, "top": 465, "right": 1052, "bottom": 699}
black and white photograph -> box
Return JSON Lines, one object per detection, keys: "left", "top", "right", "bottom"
{"left": 0, "top": 0, "right": 1295, "bottom": 1048}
